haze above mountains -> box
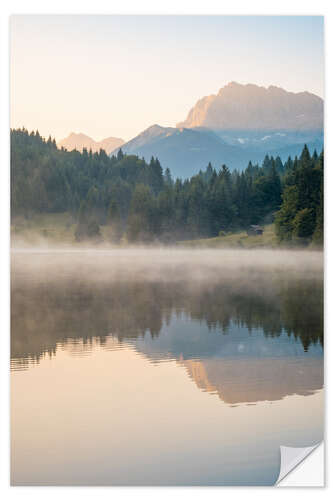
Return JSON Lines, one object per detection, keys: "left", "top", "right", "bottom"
{"left": 58, "top": 83, "right": 324, "bottom": 178}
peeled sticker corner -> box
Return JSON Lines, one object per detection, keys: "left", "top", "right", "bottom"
{"left": 276, "top": 442, "right": 323, "bottom": 486}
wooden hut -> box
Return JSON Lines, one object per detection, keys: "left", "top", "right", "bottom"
{"left": 247, "top": 225, "right": 263, "bottom": 236}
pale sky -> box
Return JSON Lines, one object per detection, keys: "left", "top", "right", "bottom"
{"left": 11, "top": 15, "right": 324, "bottom": 142}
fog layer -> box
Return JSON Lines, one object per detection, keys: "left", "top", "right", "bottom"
{"left": 11, "top": 247, "right": 323, "bottom": 285}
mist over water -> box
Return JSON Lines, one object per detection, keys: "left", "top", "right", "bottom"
{"left": 11, "top": 246, "right": 323, "bottom": 281}
{"left": 11, "top": 247, "right": 323, "bottom": 365}
{"left": 11, "top": 247, "right": 324, "bottom": 485}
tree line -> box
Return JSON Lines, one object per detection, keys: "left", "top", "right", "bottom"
{"left": 12, "top": 272, "right": 322, "bottom": 364}
{"left": 11, "top": 128, "right": 323, "bottom": 245}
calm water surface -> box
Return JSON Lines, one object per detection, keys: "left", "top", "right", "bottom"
{"left": 11, "top": 249, "right": 324, "bottom": 485}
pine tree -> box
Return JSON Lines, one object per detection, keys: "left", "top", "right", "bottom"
{"left": 164, "top": 167, "right": 173, "bottom": 186}
{"left": 108, "top": 199, "right": 123, "bottom": 242}
{"left": 117, "top": 148, "right": 124, "bottom": 161}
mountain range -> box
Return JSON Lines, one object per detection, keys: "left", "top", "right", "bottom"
{"left": 59, "top": 83, "right": 323, "bottom": 178}
{"left": 58, "top": 132, "right": 124, "bottom": 155}
{"left": 112, "top": 83, "right": 323, "bottom": 177}
{"left": 113, "top": 125, "right": 323, "bottom": 178}
{"left": 177, "top": 81, "right": 323, "bottom": 130}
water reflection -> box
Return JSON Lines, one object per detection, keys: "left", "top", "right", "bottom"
{"left": 11, "top": 252, "right": 323, "bottom": 405}
{"left": 11, "top": 250, "right": 324, "bottom": 485}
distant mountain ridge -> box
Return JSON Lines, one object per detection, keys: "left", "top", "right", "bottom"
{"left": 58, "top": 132, "right": 124, "bottom": 155}
{"left": 113, "top": 124, "right": 323, "bottom": 179}
{"left": 177, "top": 82, "right": 323, "bottom": 130}
{"left": 112, "top": 82, "right": 323, "bottom": 177}
{"left": 112, "top": 124, "right": 259, "bottom": 178}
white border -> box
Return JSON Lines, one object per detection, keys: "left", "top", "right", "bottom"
{"left": 1, "top": 1, "right": 331, "bottom": 498}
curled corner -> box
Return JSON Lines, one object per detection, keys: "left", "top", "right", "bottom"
{"left": 275, "top": 443, "right": 322, "bottom": 485}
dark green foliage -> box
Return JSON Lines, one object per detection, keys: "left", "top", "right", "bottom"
{"left": 108, "top": 199, "right": 123, "bottom": 242}
{"left": 275, "top": 186, "right": 299, "bottom": 241}
{"left": 127, "top": 184, "right": 157, "bottom": 242}
{"left": 11, "top": 129, "right": 323, "bottom": 245}
{"left": 75, "top": 201, "right": 102, "bottom": 242}
{"left": 292, "top": 208, "right": 316, "bottom": 240}
{"left": 275, "top": 146, "right": 323, "bottom": 245}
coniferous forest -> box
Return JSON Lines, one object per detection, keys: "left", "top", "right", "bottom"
{"left": 11, "top": 128, "right": 323, "bottom": 245}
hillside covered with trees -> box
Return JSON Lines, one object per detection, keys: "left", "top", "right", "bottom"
{"left": 11, "top": 128, "right": 323, "bottom": 246}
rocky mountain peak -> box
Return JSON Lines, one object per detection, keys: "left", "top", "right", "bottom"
{"left": 177, "top": 83, "right": 323, "bottom": 130}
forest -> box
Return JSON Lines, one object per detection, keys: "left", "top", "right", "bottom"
{"left": 11, "top": 128, "right": 323, "bottom": 245}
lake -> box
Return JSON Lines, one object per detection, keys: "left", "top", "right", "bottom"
{"left": 11, "top": 248, "right": 324, "bottom": 486}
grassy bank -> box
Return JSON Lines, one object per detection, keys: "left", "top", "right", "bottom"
{"left": 178, "top": 225, "right": 279, "bottom": 249}
{"left": 11, "top": 213, "right": 77, "bottom": 244}
{"left": 11, "top": 212, "right": 121, "bottom": 246}
{"left": 11, "top": 213, "right": 113, "bottom": 245}
{"left": 11, "top": 213, "right": 279, "bottom": 249}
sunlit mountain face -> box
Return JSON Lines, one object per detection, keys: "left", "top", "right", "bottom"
{"left": 111, "top": 83, "right": 323, "bottom": 178}
{"left": 177, "top": 82, "right": 323, "bottom": 130}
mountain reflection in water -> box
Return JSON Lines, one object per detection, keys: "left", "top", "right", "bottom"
{"left": 11, "top": 249, "right": 323, "bottom": 405}
{"left": 11, "top": 249, "right": 324, "bottom": 485}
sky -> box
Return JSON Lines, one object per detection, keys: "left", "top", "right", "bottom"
{"left": 10, "top": 15, "right": 324, "bottom": 142}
